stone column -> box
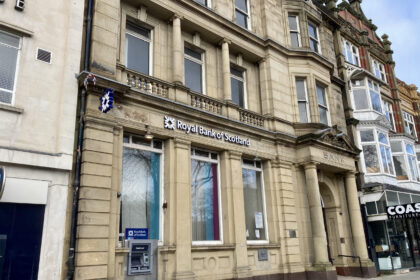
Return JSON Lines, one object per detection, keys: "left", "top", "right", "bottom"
{"left": 173, "top": 139, "right": 195, "bottom": 279}
{"left": 229, "top": 151, "right": 250, "bottom": 277}
{"left": 221, "top": 39, "right": 231, "bottom": 101}
{"left": 344, "top": 172, "right": 369, "bottom": 261}
{"left": 304, "top": 163, "right": 330, "bottom": 265}
{"left": 172, "top": 15, "right": 183, "bottom": 85}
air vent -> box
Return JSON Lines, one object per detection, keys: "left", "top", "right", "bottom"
{"left": 37, "top": 49, "right": 52, "bottom": 64}
{"left": 15, "top": 0, "right": 24, "bottom": 11}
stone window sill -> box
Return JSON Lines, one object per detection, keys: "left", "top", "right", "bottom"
{"left": 0, "top": 103, "right": 24, "bottom": 114}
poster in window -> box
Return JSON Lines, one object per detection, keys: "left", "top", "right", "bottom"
{"left": 255, "top": 212, "right": 263, "bottom": 229}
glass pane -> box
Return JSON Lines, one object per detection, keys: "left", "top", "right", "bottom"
{"left": 290, "top": 32, "right": 300, "bottom": 47}
{"left": 416, "top": 153, "right": 420, "bottom": 161}
{"left": 310, "top": 39, "right": 318, "bottom": 53}
{"left": 380, "top": 146, "right": 389, "bottom": 174}
{"left": 0, "top": 31, "right": 20, "bottom": 48}
{"left": 194, "top": 0, "right": 207, "bottom": 5}
{"left": 391, "top": 141, "right": 402, "bottom": 153}
{"left": 121, "top": 148, "right": 160, "bottom": 239}
{"left": 230, "top": 67, "right": 243, "bottom": 78}
{"left": 412, "top": 195, "right": 420, "bottom": 203}
{"left": 298, "top": 102, "right": 308, "bottom": 123}
{"left": 378, "top": 132, "right": 388, "bottom": 144}
{"left": 393, "top": 155, "right": 409, "bottom": 180}
{"left": 236, "top": 11, "right": 248, "bottom": 28}
{"left": 406, "top": 144, "right": 415, "bottom": 155}
{"left": 0, "top": 44, "right": 18, "bottom": 91}
{"left": 319, "top": 107, "right": 328, "bottom": 125}
{"left": 126, "top": 33, "right": 149, "bottom": 75}
{"left": 408, "top": 156, "right": 420, "bottom": 181}
{"left": 366, "top": 201, "right": 377, "bottom": 215}
{"left": 353, "top": 89, "right": 369, "bottom": 110}
{"left": 360, "top": 130, "right": 374, "bottom": 142}
{"left": 185, "top": 47, "right": 202, "bottom": 60}
{"left": 399, "top": 193, "right": 412, "bottom": 204}
{"left": 191, "top": 159, "right": 220, "bottom": 241}
{"left": 370, "top": 90, "right": 382, "bottom": 113}
{"left": 295, "top": 79, "right": 306, "bottom": 100}
{"left": 316, "top": 85, "right": 326, "bottom": 106}
{"left": 386, "top": 147, "right": 394, "bottom": 175}
{"left": 308, "top": 23, "right": 317, "bottom": 39}
{"left": 126, "top": 22, "right": 150, "bottom": 38}
{"left": 363, "top": 145, "right": 380, "bottom": 173}
{"left": 185, "top": 58, "right": 203, "bottom": 93}
{"left": 231, "top": 77, "right": 244, "bottom": 108}
{"left": 386, "top": 191, "right": 399, "bottom": 206}
{"left": 288, "top": 16, "right": 298, "bottom": 30}
{"left": 0, "top": 89, "right": 13, "bottom": 104}
{"left": 242, "top": 168, "right": 266, "bottom": 240}
{"left": 377, "top": 194, "right": 387, "bottom": 214}
{"left": 235, "top": 0, "right": 247, "bottom": 11}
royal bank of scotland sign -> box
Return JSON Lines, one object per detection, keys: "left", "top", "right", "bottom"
{"left": 386, "top": 203, "right": 420, "bottom": 219}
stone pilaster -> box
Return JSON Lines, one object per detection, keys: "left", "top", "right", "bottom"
{"left": 172, "top": 15, "right": 183, "bottom": 85}
{"left": 221, "top": 39, "right": 232, "bottom": 102}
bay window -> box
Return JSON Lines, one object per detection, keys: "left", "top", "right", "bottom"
{"left": 391, "top": 141, "right": 420, "bottom": 181}
{"left": 359, "top": 129, "right": 379, "bottom": 174}
{"left": 121, "top": 134, "right": 163, "bottom": 241}
{"left": 295, "top": 78, "right": 309, "bottom": 122}
{"left": 372, "top": 58, "right": 386, "bottom": 82}
{"left": 341, "top": 38, "right": 360, "bottom": 66}
{"left": 351, "top": 78, "right": 382, "bottom": 113}
{"left": 242, "top": 159, "right": 267, "bottom": 242}
{"left": 125, "top": 21, "right": 152, "bottom": 75}
{"left": 191, "top": 148, "right": 221, "bottom": 242}
{"left": 403, "top": 111, "right": 417, "bottom": 138}
{"left": 288, "top": 15, "right": 301, "bottom": 47}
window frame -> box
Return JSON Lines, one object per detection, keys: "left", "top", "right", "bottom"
{"left": 288, "top": 14, "right": 301, "bottom": 48}
{"left": 350, "top": 78, "right": 383, "bottom": 113}
{"left": 242, "top": 159, "right": 269, "bottom": 244}
{"left": 372, "top": 58, "right": 386, "bottom": 82}
{"left": 235, "top": 0, "right": 251, "bottom": 30}
{"left": 295, "top": 77, "right": 310, "bottom": 123}
{"left": 403, "top": 111, "right": 417, "bottom": 139}
{"left": 125, "top": 21, "right": 153, "bottom": 76}
{"left": 383, "top": 100, "right": 395, "bottom": 131}
{"left": 230, "top": 65, "right": 247, "bottom": 109}
{"left": 308, "top": 21, "right": 321, "bottom": 54}
{"left": 191, "top": 148, "right": 223, "bottom": 245}
{"left": 341, "top": 38, "right": 360, "bottom": 66}
{"left": 316, "top": 83, "right": 329, "bottom": 125}
{"left": 0, "top": 29, "right": 22, "bottom": 106}
{"left": 121, "top": 134, "right": 165, "bottom": 244}
{"left": 390, "top": 140, "right": 420, "bottom": 182}
{"left": 184, "top": 45, "right": 206, "bottom": 94}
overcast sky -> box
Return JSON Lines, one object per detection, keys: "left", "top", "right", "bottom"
{"left": 354, "top": 0, "right": 420, "bottom": 88}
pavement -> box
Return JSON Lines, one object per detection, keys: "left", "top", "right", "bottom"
{"left": 337, "top": 270, "right": 420, "bottom": 279}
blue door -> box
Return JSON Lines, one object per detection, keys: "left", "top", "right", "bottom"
{"left": 0, "top": 203, "right": 45, "bottom": 280}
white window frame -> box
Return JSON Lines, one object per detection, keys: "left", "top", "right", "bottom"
{"left": 235, "top": 0, "right": 251, "bottom": 30}
{"left": 288, "top": 14, "right": 301, "bottom": 47}
{"left": 350, "top": 78, "right": 383, "bottom": 113}
{"left": 372, "top": 58, "right": 386, "bottom": 82}
{"left": 316, "top": 83, "right": 329, "bottom": 125}
{"left": 308, "top": 21, "right": 321, "bottom": 54}
{"left": 230, "top": 66, "right": 247, "bottom": 109}
{"left": 191, "top": 148, "right": 223, "bottom": 245}
{"left": 0, "top": 29, "right": 21, "bottom": 106}
{"left": 341, "top": 38, "right": 359, "bottom": 66}
{"left": 122, "top": 134, "right": 164, "bottom": 244}
{"left": 295, "top": 78, "right": 310, "bottom": 122}
{"left": 125, "top": 22, "right": 153, "bottom": 76}
{"left": 184, "top": 46, "right": 206, "bottom": 94}
{"left": 391, "top": 140, "right": 420, "bottom": 182}
{"left": 368, "top": 79, "right": 382, "bottom": 113}
{"left": 242, "top": 159, "right": 269, "bottom": 244}
{"left": 403, "top": 111, "right": 417, "bottom": 138}
{"left": 383, "top": 100, "right": 395, "bottom": 131}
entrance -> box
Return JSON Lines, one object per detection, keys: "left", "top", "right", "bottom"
{"left": 0, "top": 203, "right": 45, "bottom": 280}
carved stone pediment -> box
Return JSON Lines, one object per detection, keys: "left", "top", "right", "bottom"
{"left": 359, "top": 114, "right": 392, "bottom": 130}
{"left": 297, "top": 126, "right": 360, "bottom": 154}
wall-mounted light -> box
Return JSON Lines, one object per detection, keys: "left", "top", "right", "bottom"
{"left": 145, "top": 125, "right": 153, "bottom": 140}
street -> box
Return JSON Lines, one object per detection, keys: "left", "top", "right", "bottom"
{"left": 338, "top": 270, "right": 420, "bottom": 279}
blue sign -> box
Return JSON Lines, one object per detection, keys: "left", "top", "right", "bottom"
{"left": 125, "top": 228, "right": 148, "bottom": 240}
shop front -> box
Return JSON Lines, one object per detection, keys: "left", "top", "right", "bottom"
{"left": 362, "top": 188, "right": 420, "bottom": 271}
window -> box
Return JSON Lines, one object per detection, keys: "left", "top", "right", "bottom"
{"left": 235, "top": 0, "right": 250, "bottom": 29}
{"left": 403, "top": 111, "right": 417, "bottom": 138}
{"left": 184, "top": 46, "right": 205, "bottom": 94}
{"left": 341, "top": 38, "right": 359, "bottom": 66}
{"left": 194, "top": 0, "right": 211, "bottom": 7}
{"left": 383, "top": 101, "right": 395, "bottom": 131}
{"left": 377, "top": 132, "right": 394, "bottom": 175}
{"left": 288, "top": 15, "right": 301, "bottom": 47}
{"left": 372, "top": 58, "right": 386, "bottom": 82}
{"left": 121, "top": 134, "right": 163, "bottom": 241}
{"left": 308, "top": 21, "right": 320, "bottom": 53}
{"left": 230, "top": 66, "right": 246, "bottom": 108}
{"left": 391, "top": 141, "right": 420, "bottom": 181}
{"left": 125, "top": 22, "right": 152, "bottom": 75}
{"left": 295, "top": 78, "right": 309, "bottom": 122}
{"left": 368, "top": 80, "right": 382, "bottom": 113}
{"left": 191, "top": 148, "right": 221, "bottom": 242}
{"left": 0, "top": 30, "right": 21, "bottom": 105}
{"left": 242, "top": 159, "right": 267, "bottom": 242}
{"left": 360, "top": 130, "right": 380, "bottom": 174}
{"left": 316, "top": 84, "right": 329, "bottom": 125}
{"left": 351, "top": 79, "right": 383, "bottom": 113}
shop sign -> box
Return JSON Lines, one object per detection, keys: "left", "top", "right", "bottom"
{"left": 164, "top": 116, "right": 250, "bottom": 147}
{"left": 125, "top": 228, "right": 148, "bottom": 240}
{"left": 0, "top": 166, "right": 5, "bottom": 199}
{"left": 386, "top": 203, "right": 420, "bottom": 219}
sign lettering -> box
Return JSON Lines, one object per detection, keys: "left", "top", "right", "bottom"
{"left": 386, "top": 203, "right": 420, "bottom": 219}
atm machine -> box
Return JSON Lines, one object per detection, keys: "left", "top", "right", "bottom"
{"left": 127, "top": 240, "right": 157, "bottom": 279}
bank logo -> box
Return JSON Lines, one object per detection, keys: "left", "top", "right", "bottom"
{"left": 164, "top": 116, "right": 175, "bottom": 130}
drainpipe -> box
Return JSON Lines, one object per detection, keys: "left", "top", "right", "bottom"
{"left": 66, "top": 0, "right": 94, "bottom": 279}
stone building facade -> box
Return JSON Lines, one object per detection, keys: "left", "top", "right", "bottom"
{"left": 71, "top": 0, "right": 376, "bottom": 279}
{"left": 336, "top": 0, "right": 420, "bottom": 273}
{"left": 0, "top": 0, "right": 84, "bottom": 279}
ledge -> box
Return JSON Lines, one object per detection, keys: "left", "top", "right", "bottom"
{"left": 0, "top": 103, "right": 23, "bottom": 114}
{"left": 191, "top": 244, "right": 235, "bottom": 251}
{"left": 0, "top": 20, "right": 33, "bottom": 37}
{"left": 247, "top": 243, "right": 281, "bottom": 249}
